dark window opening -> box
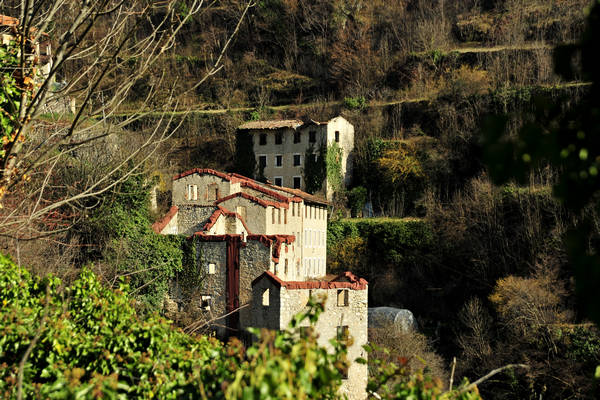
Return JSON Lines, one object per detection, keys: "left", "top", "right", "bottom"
{"left": 259, "top": 155, "right": 267, "bottom": 168}
{"left": 335, "top": 130, "right": 340, "bottom": 142}
{"left": 337, "top": 289, "right": 349, "bottom": 306}
{"left": 309, "top": 131, "right": 316, "bottom": 143}
{"left": 275, "top": 132, "right": 283, "bottom": 144}
{"left": 276, "top": 155, "right": 283, "bottom": 167}
{"left": 293, "top": 176, "right": 301, "bottom": 189}
{"left": 259, "top": 133, "right": 267, "bottom": 145}
{"left": 293, "top": 154, "right": 301, "bottom": 166}
{"left": 274, "top": 177, "right": 283, "bottom": 186}
{"left": 294, "top": 131, "right": 301, "bottom": 143}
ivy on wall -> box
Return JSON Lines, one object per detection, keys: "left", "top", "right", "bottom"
{"left": 326, "top": 141, "right": 343, "bottom": 192}
{"left": 303, "top": 144, "right": 326, "bottom": 194}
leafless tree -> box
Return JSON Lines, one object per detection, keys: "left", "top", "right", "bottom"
{"left": 0, "top": 0, "right": 253, "bottom": 240}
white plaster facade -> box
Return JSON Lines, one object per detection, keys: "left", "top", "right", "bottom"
{"left": 238, "top": 116, "right": 355, "bottom": 200}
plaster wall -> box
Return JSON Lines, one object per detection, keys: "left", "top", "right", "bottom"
{"left": 301, "top": 203, "right": 328, "bottom": 278}
{"left": 326, "top": 116, "right": 355, "bottom": 195}
{"left": 217, "top": 197, "right": 267, "bottom": 234}
{"left": 172, "top": 173, "right": 232, "bottom": 206}
{"left": 250, "top": 125, "right": 327, "bottom": 191}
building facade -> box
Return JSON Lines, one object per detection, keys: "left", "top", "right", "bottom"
{"left": 251, "top": 271, "right": 368, "bottom": 400}
{"left": 237, "top": 116, "right": 354, "bottom": 200}
{"left": 153, "top": 168, "right": 368, "bottom": 398}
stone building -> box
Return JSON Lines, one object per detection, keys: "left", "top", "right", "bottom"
{"left": 153, "top": 168, "right": 368, "bottom": 398}
{"left": 237, "top": 116, "right": 354, "bottom": 200}
{"left": 251, "top": 270, "right": 368, "bottom": 400}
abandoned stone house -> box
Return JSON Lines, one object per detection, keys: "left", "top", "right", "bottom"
{"left": 252, "top": 271, "right": 368, "bottom": 399}
{"left": 237, "top": 116, "right": 355, "bottom": 200}
{"left": 153, "top": 168, "right": 368, "bottom": 399}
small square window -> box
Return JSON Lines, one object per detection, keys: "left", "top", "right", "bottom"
{"left": 293, "top": 154, "right": 301, "bottom": 166}
{"left": 275, "top": 132, "right": 283, "bottom": 144}
{"left": 337, "top": 289, "right": 349, "bottom": 306}
{"left": 259, "top": 134, "right": 267, "bottom": 145}
{"left": 309, "top": 131, "right": 316, "bottom": 143}
{"left": 207, "top": 263, "right": 216, "bottom": 274}
{"left": 293, "top": 176, "right": 301, "bottom": 189}
{"left": 259, "top": 155, "right": 267, "bottom": 168}
{"left": 201, "top": 295, "right": 212, "bottom": 311}
{"left": 294, "top": 131, "right": 301, "bottom": 143}
{"left": 335, "top": 130, "right": 340, "bottom": 142}
{"left": 262, "top": 288, "right": 270, "bottom": 306}
{"left": 274, "top": 177, "right": 283, "bottom": 186}
{"left": 337, "top": 325, "right": 349, "bottom": 342}
{"left": 275, "top": 155, "right": 283, "bottom": 167}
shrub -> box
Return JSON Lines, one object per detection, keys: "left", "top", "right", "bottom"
{"left": 344, "top": 96, "right": 367, "bottom": 110}
{"left": 348, "top": 186, "right": 368, "bottom": 217}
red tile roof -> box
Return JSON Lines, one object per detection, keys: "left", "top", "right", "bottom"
{"left": 216, "top": 191, "right": 289, "bottom": 209}
{"left": 252, "top": 271, "right": 368, "bottom": 290}
{"left": 203, "top": 205, "right": 252, "bottom": 234}
{"left": 189, "top": 232, "right": 295, "bottom": 263}
{"left": 172, "top": 168, "right": 327, "bottom": 206}
{"left": 151, "top": 206, "right": 178, "bottom": 234}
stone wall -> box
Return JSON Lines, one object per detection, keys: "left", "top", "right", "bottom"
{"left": 279, "top": 286, "right": 368, "bottom": 400}
{"left": 177, "top": 205, "right": 214, "bottom": 236}
{"left": 195, "top": 240, "right": 228, "bottom": 335}
{"left": 239, "top": 239, "right": 273, "bottom": 328}
{"left": 249, "top": 270, "right": 281, "bottom": 330}
{"left": 172, "top": 173, "right": 232, "bottom": 206}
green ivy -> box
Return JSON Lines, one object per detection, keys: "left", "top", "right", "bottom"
{"left": 326, "top": 142, "right": 344, "bottom": 193}
{"left": 303, "top": 143, "right": 326, "bottom": 194}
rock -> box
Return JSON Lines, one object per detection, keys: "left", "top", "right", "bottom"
{"left": 368, "top": 307, "right": 417, "bottom": 332}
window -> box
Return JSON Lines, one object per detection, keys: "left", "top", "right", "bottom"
{"left": 335, "top": 130, "right": 340, "bottom": 142}
{"left": 309, "top": 131, "right": 316, "bottom": 143}
{"left": 294, "top": 131, "right": 301, "bottom": 143}
{"left": 292, "top": 203, "right": 295, "bottom": 217}
{"left": 284, "top": 259, "right": 288, "bottom": 276}
{"left": 259, "top": 133, "right": 267, "bottom": 145}
{"left": 258, "top": 155, "right": 267, "bottom": 168}
{"left": 187, "top": 184, "right": 198, "bottom": 201}
{"left": 284, "top": 209, "right": 287, "bottom": 224}
{"left": 272, "top": 208, "right": 276, "bottom": 224}
{"left": 275, "top": 132, "right": 283, "bottom": 144}
{"left": 278, "top": 208, "right": 281, "bottom": 224}
{"left": 293, "top": 154, "right": 301, "bottom": 166}
{"left": 336, "top": 325, "right": 349, "bottom": 342}
{"left": 293, "top": 176, "right": 301, "bottom": 189}
{"left": 207, "top": 263, "right": 216, "bottom": 274}
{"left": 337, "top": 289, "right": 349, "bottom": 306}
{"left": 275, "top": 155, "right": 283, "bottom": 167}
{"left": 262, "top": 288, "right": 270, "bottom": 306}
{"left": 201, "top": 295, "right": 212, "bottom": 311}
{"left": 207, "top": 183, "right": 217, "bottom": 201}
{"left": 274, "top": 176, "right": 283, "bottom": 186}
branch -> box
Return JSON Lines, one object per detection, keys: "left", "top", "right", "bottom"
{"left": 453, "top": 364, "right": 529, "bottom": 395}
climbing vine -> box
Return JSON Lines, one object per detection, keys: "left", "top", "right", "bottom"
{"left": 326, "top": 142, "right": 344, "bottom": 192}
{"left": 303, "top": 143, "right": 326, "bottom": 194}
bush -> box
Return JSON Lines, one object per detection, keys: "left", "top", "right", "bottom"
{"left": 343, "top": 96, "right": 367, "bottom": 110}
{"left": 348, "top": 186, "right": 368, "bottom": 217}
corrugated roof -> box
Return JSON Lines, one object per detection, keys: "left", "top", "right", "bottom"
{"left": 238, "top": 119, "right": 304, "bottom": 130}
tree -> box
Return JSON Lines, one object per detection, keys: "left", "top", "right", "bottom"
{"left": 482, "top": 1, "right": 600, "bottom": 325}
{"left": 0, "top": 0, "right": 253, "bottom": 240}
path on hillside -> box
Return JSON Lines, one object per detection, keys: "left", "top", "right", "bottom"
{"left": 113, "top": 81, "right": 589, "bottom": 119}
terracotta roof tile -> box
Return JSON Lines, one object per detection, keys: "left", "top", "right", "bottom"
{"left": 151, "top": 206, "right": 178, "bottom": 234}
{"left": 252, "top": 271, "right": 368, "bottom": 290}
{"left": 238, "top": 119, "right": 304, "bottom": 130}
